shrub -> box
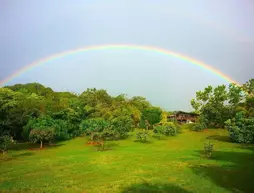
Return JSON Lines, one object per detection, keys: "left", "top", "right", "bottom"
{"left": 163, "top": 122, "right": 178, "bottom": 136}
{"left": 192, "top": 123, "right": 206, "bottom": 131}
{"left": 154, "top": 122, "right": 179, "bottom": 137}
{"left": 0, "top": 135, "right": 15, "bottom": 154}
{"left": 225, "top": 112, "right": 254, "bottom": 144}
{"left": 110, "top": 116, "right": 133, "bottom": 139}
{"left": 204, "top": 141, "right": 214, "bottom": 158}
{"left": 136, "top": 130, "right": 149, "bottom": 142}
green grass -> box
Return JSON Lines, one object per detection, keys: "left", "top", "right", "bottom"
{"left": 1, "top": 129, "right": 254, "bottom": 193}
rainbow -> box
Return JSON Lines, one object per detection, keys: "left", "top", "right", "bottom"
{"left": 0, "top": 44, "right": 239, "bottom": 86}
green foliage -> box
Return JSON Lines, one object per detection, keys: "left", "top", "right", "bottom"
{"left": 0, "top": 82, "right": 166, "bottom": 143}
{"left": 24, "top": 116, "right": 73, "bottom": 141}
{"left": 154, "top": 122, "right": 179, "bottom": 137}
{"left": 80, "top": 116, "right": 133, "bottom": 141}
{"left": 5, "top": 83, "right": 54, "bottom": 97}
{"left": 0, "top": 88, "right": 41, "bottom": 139}
{"left": 204, "top": 141, "right": 214, "bottom": 158}
{"left": 129, "top": 96, "right": 151, "bottom": 111}
{"left": 225, "top": 112, "right": 254, "bottom": 144}
{"left": 29, "top": 128, "right": 54, "bottom": 148}
{"left": 192, "top": 123, "right": 206, "bottom": 132}
{"left": 136, "top": 130, "right": 149, "bottom": 142}
{"left": 0, "top": 134, "right": 15, "bottom": 154}
{"left": 140, "top": 107, "right": 162, "bottom": 128}
{"left": 191, "top": 84, "right": 244, "bottom": 128}
{"left": 243, "top": 78, "right": 254, "bottom": 95}
{"left": 110, "top": 116, "right": 133, "bottom": 139}
{"left": 79, "top": 118, "right": 110, "bottom": 136}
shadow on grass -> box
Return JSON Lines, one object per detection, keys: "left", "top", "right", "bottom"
{"left": 206, "top": 135, "right": 231, "bottom": 142}
{"left": 121, "top": 182, "right": 192, "bottom": 193}
{"left": 152, "top": 136, "right": 168, "bottom": 140}
{"left": 121, "top": 182, "right": 191, "bottom": 193}
{"left": 12, "top": 151, "right": 34, "bottom": 157}
{"left": 134, "top": 140, "right": 153, "bottom": 144}
{"left": 238, "top": 144, "right": 254, "bottom": 153}
{"left": 0, "top": 151, "right": 35, "bottom": 163}
{"left": 11, "top": 142, "right": 64, "bottom": 151}
{"left": 191, "top": 150, "right": 254, "bottom": 193}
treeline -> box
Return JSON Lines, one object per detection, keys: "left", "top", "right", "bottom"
{"left": 0, "top": 83, "right": 164, "bottom": 145}
{"left": 191, "top": 78, "right": 254, "bottom": 143}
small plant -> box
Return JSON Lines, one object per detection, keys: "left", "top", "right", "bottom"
{"left": 204, "top": 141, "right": 214, "bottom": 158}
{"left": 192, "top": 123, "right": 206, "bottom": 132}
{"left": 136, "top": 130, "right": 149, "bottom": 142}
{"left": 0, "top": 135, "right": 15, "bottom": 154}
{"left": 153, "top": 122, "right": 179, "bottom": 137}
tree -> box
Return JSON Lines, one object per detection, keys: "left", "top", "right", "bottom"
{"left": 79, "top": 118, "right": 110, "bottom": 139}
{"left": 225, "top": 111, "right": 254, "bottom": 144}
{"left": 243, "top": 79, "right": 254, "bottom": 117}
{"left": 130, "top": 96, "right": 151, "bottom": 111}
{"left": 110, "top": 115, "right": 133, "bottom": 139}
{"left": 24, "top": 116, "right": 73, "bottom": 141}
{"left": 29, "top": 128, "right": 54, "bottom": 148}
{"left": 191, "top": 84, "right": 243, "bottom": 127}
{"left": 140, "top": 107, "right": 162, "bottom": 128}
{"left": 243, "top": 79, "right": 254, "bottom": 95}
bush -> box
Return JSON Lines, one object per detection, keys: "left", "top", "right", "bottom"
{"left": 204, "top": 141, "right": 214, "bottom": 158}
{"left": 192, "top": 123, "right": 206, "bottom": 131}
{"left": 0, "top": 135, "right": 15, "bottom": 154}
{"left": 225, "top": 112, "right": 254, "bottom": 144}
{"left": 110, "top": 116, "right": 133, "bottom": 139}
{"left": 136, "top": 130, "right": 149, "bottom": 142}
{"left": 154, "top": 122, "right": 179, "bottom": 137}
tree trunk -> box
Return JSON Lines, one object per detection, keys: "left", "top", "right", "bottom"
{"left": 40, "top": 140, "right": 43, "bottom": 149}
{"left": 101, "top": 141, "right": 104, "bottom": 150}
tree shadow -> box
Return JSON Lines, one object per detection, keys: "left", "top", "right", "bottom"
{"left": 105, "top": 141, "right": 120, "bottom": 148}
{"left": 191, "top": 150, "right": 254, "bottom": 193}
{"left": 134, "top": 140, "right": 153, "bottom": 144}
{"left": 238, "top": 144, "right": 254, "bottom": 153}
{"left": 12, "top": 151, "right": 34, "bottom": 157}
{"left": 121, "top": 182, "right": 192, "bottom": 193}
{"left": 152, "top": 135, "right": 168, "bottom": 140}
{"left": 0, "top": 151, "right": 35, "bottom": 163}
{"left": 206, "top": 135, "right": 231, "bottom": 142}
{"left": 11, "top": 142, "right": 64, "bottom": 151}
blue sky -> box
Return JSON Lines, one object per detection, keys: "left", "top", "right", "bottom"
{"left": 1, "top": 0, "right": 254, "bottom": 111}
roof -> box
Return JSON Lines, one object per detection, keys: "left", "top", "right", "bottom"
{"left": 174, "top": 111, "right": 199, "bottom": 116}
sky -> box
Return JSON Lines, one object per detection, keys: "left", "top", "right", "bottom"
{"left": 0, "top": 0, "right": 254, "bottom": 111}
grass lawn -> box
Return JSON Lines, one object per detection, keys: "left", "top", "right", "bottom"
{"left": 1, "top": 129, "right": 254, "bottom": 193}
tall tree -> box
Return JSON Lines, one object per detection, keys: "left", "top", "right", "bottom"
{"left": 191, "top": 84, "right": 243, "bottom": 127}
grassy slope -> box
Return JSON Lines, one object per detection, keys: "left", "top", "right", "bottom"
{"left": 0, "top": 129, "right": 254, "bottom": 193}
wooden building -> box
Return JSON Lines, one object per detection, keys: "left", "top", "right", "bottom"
{"left": 168, "top": 111, "right": 199, "bottom": 123}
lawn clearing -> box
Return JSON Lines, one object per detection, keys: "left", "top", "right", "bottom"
{"left": 1, "top": 129, "right": 254, "bottom": 193}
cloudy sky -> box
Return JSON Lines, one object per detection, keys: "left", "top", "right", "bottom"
{"left": 0, "top": 0, "right": 254, "bottom": 111}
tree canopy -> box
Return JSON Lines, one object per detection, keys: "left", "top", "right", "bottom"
{"left": 0, "top": 83, "right": 161, "bottom": 144}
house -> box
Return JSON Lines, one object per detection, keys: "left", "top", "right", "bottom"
{"left": 168, "top": 111, "right": 199, "bottom": 123}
